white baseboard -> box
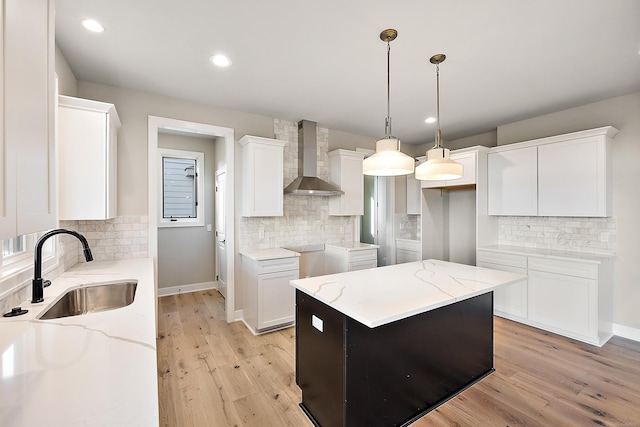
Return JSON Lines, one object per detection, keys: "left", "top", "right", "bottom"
{"left": 613, "top": 323, "right": 640, "bottom": 343}
{"left": 157, "top": 281, "right": 216, "bottom": 297}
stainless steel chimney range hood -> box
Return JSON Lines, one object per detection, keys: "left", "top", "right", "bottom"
{"left": 284, "top": 120, "right": 344, "bottom": 196}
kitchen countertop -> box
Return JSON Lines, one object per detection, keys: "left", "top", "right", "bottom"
{"left": 240, "top": 247, "right": 300, "bottom": 261}
{"left": 290, "top": 259, "right": 526, "bottom": 328}
{"left": 0, "top": 258, "right": 158, "bottom": 427}
{"left": 478, "top": 244, "right": 613, "bottom": 263}
{"left": 324, "top": 242, "right": 379, "bottom": 251}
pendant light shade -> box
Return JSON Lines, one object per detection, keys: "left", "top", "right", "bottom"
{"left": 415, "top": 54, "right": 463, "bottom": 181}
{"left": 362, "top": 137, "right": 416, "bottom": 176}
{"left": 363, "top": 29, "right": 414, "bottom": 177}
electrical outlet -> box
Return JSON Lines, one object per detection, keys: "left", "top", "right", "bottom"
{"left": 259, "top": 227, "right": 265, "bottom": 239}
{"left": 339, "top": 226, "right": 344, "bottom": 234}
{"left": 206, "top": 224, "right": 212, "bottom": 232}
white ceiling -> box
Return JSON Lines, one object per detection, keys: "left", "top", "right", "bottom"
{"left": 55, "top": 0, "right": 640, "bottom": 144}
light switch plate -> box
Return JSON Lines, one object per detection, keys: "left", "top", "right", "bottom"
{"left": 312, "top": 315, "right": 323, "bottom": 332}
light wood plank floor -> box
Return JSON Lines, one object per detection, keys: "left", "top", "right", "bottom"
{"left": 157, "top": 290, "right": 640, "bottom": 426}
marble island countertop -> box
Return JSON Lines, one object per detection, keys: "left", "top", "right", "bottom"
{"left": 290, "top": 259, "right": 527, "bottom": 328}
{"left": 0, "top": 258, "right": 158, "bottom": 427}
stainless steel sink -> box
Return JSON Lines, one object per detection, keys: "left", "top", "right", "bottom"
{"left": 38, "top": 281, "right": 138, "bottom": 320}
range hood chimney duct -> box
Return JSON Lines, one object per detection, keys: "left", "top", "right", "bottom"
{"left": 283, "top": 120, "right": 344, "bottom": 196}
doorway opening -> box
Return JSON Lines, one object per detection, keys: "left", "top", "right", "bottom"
{"left": 148, "top": 116, "right": 237, "bottom": 323}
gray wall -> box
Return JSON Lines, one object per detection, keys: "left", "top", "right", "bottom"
{"left": 55, "top": 45, "right": 77, "bottom": 96}
{"left": 157, "top": 132, "right": 218, "bottom": 289}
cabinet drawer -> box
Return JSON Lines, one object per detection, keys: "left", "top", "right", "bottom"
{"left": 396, "top": 248, "right": 421, "bottom": 264}
{"left": 349, "top": 260, "right": 377, "bottom": 271}
{"left": 528, "top": 257, "right": 597, "bottom": 279}
{"left": 396, "top": 239, "right": 420, "bottom": 252}
{"left": 349, "top": 249, "right": 377, "bottom": 263}
{"left": 257, "top": 257, "right": 300, "bottom": 274}
{"left": 476, "top": 250, "right": 527, "bottom": 269}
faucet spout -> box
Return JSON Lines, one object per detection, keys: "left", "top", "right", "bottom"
{"left": 32, "top": 229, "right": 93, "bottom": 303}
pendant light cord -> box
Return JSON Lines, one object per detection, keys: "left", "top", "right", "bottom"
{"left": 434, "top": 62, "right": 442, "bottom": 149}
{"left": 385, "top": 41, "right": 392, "bottom": 139}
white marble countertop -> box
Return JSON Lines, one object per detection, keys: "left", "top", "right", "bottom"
{"left": 290, "top": 259, "right": 527, "bottom": 328}
{"left": 478, "top": 244, "right": 613, "bottom": 263}
{"left": 240, "top": 247, "right": 300, "bottom": 261}
{"left": 0, "top": 258, "right": 158, "bottom": 427}
{"left": 324, "top": 242, "right": 380, "bottom": 251}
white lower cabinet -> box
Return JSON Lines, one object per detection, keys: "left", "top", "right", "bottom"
{"left": 396, "top": 239, "right": 421, "bottom": 264}
{"left": 257, "top": 269, "right": 299, "bottom": 330}
{"left": 241, "top": 253, "right": 299, "bottom": 334}
{"left": 478, "top": 261, "right": 528, "bottom": 321}
{"left": 324, "top": 244, "right": 378, "bottom": 274}
{"left": 477, "top": 248, "right": 612, "bottom": 346}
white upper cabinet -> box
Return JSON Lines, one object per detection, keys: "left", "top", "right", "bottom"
{"left": 488, "top": 146, "right": 538, "bottom": 216}
{"left": 538, "top": 133, "right": 613, "bottom": 217}
{"left": 240, "top": 135, "right": 286, "bottom": 217}
{"left": 0, "top": 0, "right": 56, "bottom": 240}
{"left": 58, "top": 96, "right": 121, "bottom": 220}
{"left": 328, "top": 150, "right": 365, "bottom": 216}
{"left": 420, "top": 150, "right": 478, "bottom": 189}
{"left": 487, "top": 127, "right": 617, "bottom": 217}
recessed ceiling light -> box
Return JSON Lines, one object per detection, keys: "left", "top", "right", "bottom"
{"left": 210, "top": 54, "right": 231, "bottom": 67}
{"left": 81, "top": 19, "right": 105, "bottom": 33}
{"left": 425, "top": 117, "right": 436, "bottom": 124}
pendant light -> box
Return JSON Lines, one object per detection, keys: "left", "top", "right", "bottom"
{"left": 415, "top": 54, "right": 463, "bottom": 181}
{"left": 363, "top": 29, "right": 415, "bottom": 177}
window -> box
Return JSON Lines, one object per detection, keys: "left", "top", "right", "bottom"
{"left": 2, "top": 236, "right": 25, "bottom": 259}
{"left": 0, "top": 232, "right": 54, "bottom": 291}
{"left": 158, "top": 148, "right": 205, "bottom": 227}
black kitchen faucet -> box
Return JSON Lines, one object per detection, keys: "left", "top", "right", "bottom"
{"left": 32, "top": 229, "right": 94, "bottom": 303}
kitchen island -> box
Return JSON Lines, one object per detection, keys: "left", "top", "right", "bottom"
{"left": 290, "top": 259, "right": 526, "bottom": 426}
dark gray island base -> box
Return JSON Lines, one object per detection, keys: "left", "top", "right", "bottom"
{"left": 295, "top": 289, "right": 494, "bottom": 426}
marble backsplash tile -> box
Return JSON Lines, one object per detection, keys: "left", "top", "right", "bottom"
{"left": 395, "top": 214, "right": 420, "bottom": 240}
{"left": 77, "top": 216, "right": 149, "bottom": 262}
{"left": 498, "top": 216, "right": 616, "bottom": 255}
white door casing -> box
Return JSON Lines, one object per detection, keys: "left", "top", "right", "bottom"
{"left": 148, "top": 116, "right": 236, "bottom": 327}
{"left": 215, "top": 167, "right": 227, "bottom": 298}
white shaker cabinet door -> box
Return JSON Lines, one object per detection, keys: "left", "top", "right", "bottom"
{"left": 240, "top": 136, "right": 286, "bottom": 217}
{"left": 1, "top": 0, "right": 56, "bottom": 239}
{"left": 488, "top": 146, "right": 538, "bottom": 216}
{"left": 528, "top": 269, "right": 597, "bottom": 341}
{"left": 538, "top": 136, "right": 610, "bottom": 217}
{"left": 257, "top": 269, "right": 298, "bottom": 330}
{"left": 329, "top": 150, "right": 365, "bottom": 216}
{"left": 58, "top": 96, "right": 120, "bottom": 220}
